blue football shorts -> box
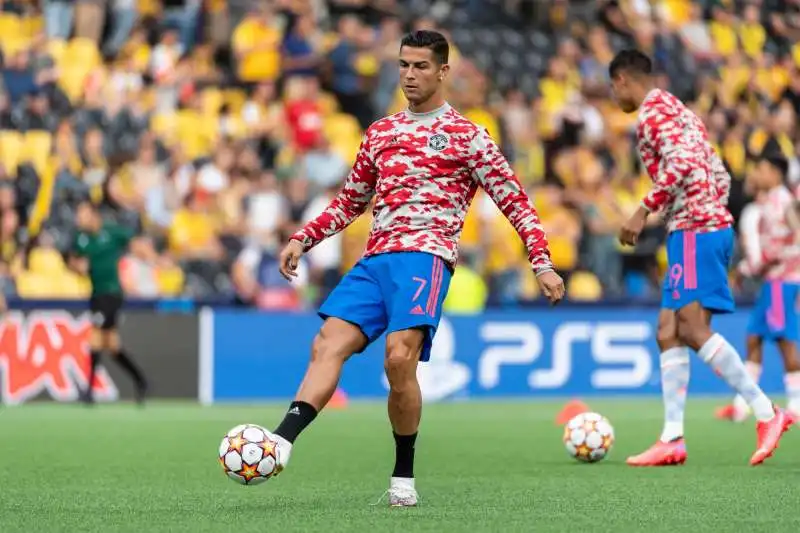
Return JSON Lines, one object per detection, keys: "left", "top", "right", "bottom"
{"left": 661, "top": 227, "right": 735, "bottom": 314}
{"left": 747, "top": 281, "right": 800, "bottom": 342}
{"left": 318, "top": 251, "right": 452, "bottom": 362}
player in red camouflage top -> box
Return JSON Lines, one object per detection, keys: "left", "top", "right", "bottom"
{"left": 610, "top": 50, "right": 793, "bottom": 468}
{"left": 266, "top": 30, "right": 564, "bottom": 505}
{"left": 717, "top": 155, "right": 800, "bottom": 422}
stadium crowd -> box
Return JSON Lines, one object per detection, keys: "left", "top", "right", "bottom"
{"left": 0, "top": 0, "right": 799, "bottom": 311}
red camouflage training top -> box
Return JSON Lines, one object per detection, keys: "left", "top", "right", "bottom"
{"left": 739, "top": 186, "right": 800, "bottom": 282}
{"left": 637, "top": 89, "right": 733, "bottom": 233}
{"left": 291, "top": 103, "right": 553, "bottom": 272}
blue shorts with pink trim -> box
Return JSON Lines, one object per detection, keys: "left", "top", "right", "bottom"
{"left": 318, "top": 251, "right": 452, "bottom": 362}
{"left": 747, "top": 281, "right": 800, "bottom": 342}
{"left": 661, "top": 227, "right": 735, "bottom": 314}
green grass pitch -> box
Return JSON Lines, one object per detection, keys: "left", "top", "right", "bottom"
{"left": 1, "top": 399, "right": 798, "bottom": 533}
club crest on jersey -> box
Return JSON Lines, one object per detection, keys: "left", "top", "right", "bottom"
{"left": 427, "top": 133, "right": 449, "bottom": 151}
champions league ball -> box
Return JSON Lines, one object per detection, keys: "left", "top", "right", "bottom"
{"left": 563, "top": 412, "right": 615, "bottom": 463}
{"left": 219, "top": 424, "right": 280, "bottom": 485}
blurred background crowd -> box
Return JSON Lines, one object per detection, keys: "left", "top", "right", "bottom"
{"left": 0, "top": 0, "right": 798, "bottom": 312}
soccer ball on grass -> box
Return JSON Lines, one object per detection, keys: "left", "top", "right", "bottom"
{"left": 219, "top": 424, "right": 280, "bottom": 485}
{"left": 563, "top": 412, "right": 614, "bottom": 463}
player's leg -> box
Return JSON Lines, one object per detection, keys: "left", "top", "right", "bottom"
{"left": 679, "top": 229, "right": 793, "bottom": 464}
{"left": 378, "top": 252, "right": 452, "bottom": 506}
{"left": 626, "top": 309, "right": 689, "bottom": 466}
{"left": 384, "top": 328, "right": 425, "bottom": 507}
{"left": 270, "top": 261, "right": 387, "bottom": 475}
{"left": 728, "top": 335, "right": 763, "bottom": 421}
{"left": 82, "top": 323, "right": 104, "bottom": 405}
{"left": 774, "top": 283, "right": 800, "bottom": 417}
{"left": 273, "top": 317, "right": 366, "bottom": 444}
{"left": 102, "top": 295, "right": 148, "bottom": 403}
{"left": 777, "top": 339, "right": 800, "bottom": 417}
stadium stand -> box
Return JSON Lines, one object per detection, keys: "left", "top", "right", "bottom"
{"left": 0, "top": 0, "right": 798, "bottom": 310}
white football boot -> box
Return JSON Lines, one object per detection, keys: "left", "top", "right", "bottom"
{"left": 268, "top": 432, "right": 293, "bottom": 477}
{"left": 388, "top": 477, "right": 418, "bottom": 507}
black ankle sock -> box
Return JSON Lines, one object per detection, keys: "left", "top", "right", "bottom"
{"left": 274, "top": 401, "right": 318, "bottom": 443}
{"left": 86, "top": 350, "right": 102, "bottom": 397}
{"left": 114, "top": 349, "right": 146, "bottom": 386}
{"left": 392, "top": 432, "right": 417, "bottom": 478}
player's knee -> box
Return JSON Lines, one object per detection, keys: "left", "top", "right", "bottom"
{"left": 310, "top": 330, "right": 347, "bottom": 365}
{"left": 656, "top": 325, "right": 680, "bottom": 351}
{"left": 675, "top": 310, "right": 707, "bottom": 350}
{"left": 384, "top": 333, "right": 422, "bottom": 384}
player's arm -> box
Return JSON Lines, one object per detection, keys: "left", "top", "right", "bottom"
{"left": 466, "top": 128, "right": 555, "bottom": 276}
{"left": 289, "top": 136, "right": 377, "bottom": 252}
{"left": 737, "top": 202, "right": 763, "bottom": 277}
{"left": 709, "top": 150, "right": 731, "bottom": 206}
{"left": 639, "top": 121, "right": 680, "bottom": 215}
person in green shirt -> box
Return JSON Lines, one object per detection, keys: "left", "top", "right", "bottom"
{"left": 72, "top": 202, "right": 148, "bottom": 405}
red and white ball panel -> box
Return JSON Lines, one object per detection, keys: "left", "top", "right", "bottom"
{"left": 219, "top": 423, "right": 279, "bottom": 485}
{"left": 562, "top": 412, "right": 615, "bottom": 463}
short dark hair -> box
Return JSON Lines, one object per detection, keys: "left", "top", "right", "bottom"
{"left": 400, "top": 30, "right": 449, "bottom": 65}
{"left": 608, "top": 49, "right": 653, "bottom": 79}
{"left": 762, "top": 153, "right": 789, "bottom": 180}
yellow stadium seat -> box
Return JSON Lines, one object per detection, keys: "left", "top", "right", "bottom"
{"left": 15, "top": 271, "right": 61, "bottom": 298}
{"left": 0, "top": 13, "right": 22, "bottom": 41}
{"left": 157, "top": 266, "right": 185, "bottom": 297}
{"left": 47, "top": 39, "right": 67, "bottom": 66}
{"left": 201, "top": 88, "right": 224, "bottom": 117}
{"left": 324, "top": 113, "right": 362, "bottom": 141}
{"left": 224, "top": 89, "right": 247, "bottom": 113}
{"left": 28, "top": 247, "right": 66, "bottom": 276}
{"left": 21, "top": 131, "right": 53, "bottom": 176}
{"left": 331, "top": 137, "right": 361, "bottom": 166}
{"left": 0, "top": 131, "right": 23, "bottom": 173}
{"left": 21, "top": 14, "right": 43, "bottom": 38}
{"left": 60, "top": 271, "right": 92, "bottom": 298}
{"left": 151, "top": 112, "right": 179, "bottom": 144}
{"left": 567, "top": 271, "right": 603, "bottom": 302}
{"left": 65, "top": 38, "right": 101, "bottom": 69}
{"left": 317, "top": 92, "right": 340, "bottom": 115}
{"left": 58, "top": 67, "right": 89, "bottom": 102}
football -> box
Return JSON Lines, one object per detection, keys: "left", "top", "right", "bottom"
{"left": 219, "top": 424, "right": 280, "bottom": 485}
{"left": 563, "top": 412, "right": 614, "bottom": 463}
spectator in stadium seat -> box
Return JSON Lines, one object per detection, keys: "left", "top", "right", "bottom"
{"left": 327, "top": 14, "right": 374, "bottom": 129}
{"left": 246, "top": 170, "right": 284, "bottom": 248}
{"left": 168, "top": 189, "right": 224, "bottom": 262}
{"left": 74, "top": 0, "right": 106, "bottom": 42}
{"left": 43, "top": 0, "right": 74, "bottom": 40}
{"left": 196, "top": 144, "right": 233, "bottom": 195}
{"left": 301, "top": 180, "right": 343, "bottom": 302}
{"left": 232, "top": 2, "right": 282, "bottom": 84}
{"left": 284, "top": 76, "right": 324, "bottom": 153}
{"left": 162, "top": 0, "right": 202, "bottom": 52}
{"left": 16, "top": 89, "right": 57, "bottom": 132}
{"left": 119, "top": 235, "right": 161, "bottom": 298}
{"left": 0, "top": 92, "right": 16, "bottom": 130}
{"left": 3, "top": 51, "right": 37, "bottom": 105}
{"left": 301, "top": 136, "right": 349, "bottom": 191}
{"left": 282, "top": 12, "right": 324, "bottom": 78}
{"left": 105, "top": 0, "right": 139, "bottom": 57}
{"left": 373, "top": 15, "right": 402, "bottom": 115}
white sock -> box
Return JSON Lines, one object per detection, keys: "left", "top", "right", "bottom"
{"left": 785, "top": 371, "right": 800, "bottom": 412}
{"left": 733, "top": 361, "right": 761, "bottom": 415}
{"left": 271, "top": 433, "right": 293, "bottom": 465}
{"left": 699, "top": 334, "right": 774, "bottom": 421}
{"left": 659, "top": 346, "right": 690, "bottom": 442}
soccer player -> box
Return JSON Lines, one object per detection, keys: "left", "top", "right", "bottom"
{"left": 716, "top": 155, "right": 800, "bottom": 421}
{"left": 267, "top": 30, "right": 565, "bottom": 505}
{"left": 72, "top": 202, "right": 148, "bottom": 405}
{"left": 609, "top": 49, "right": 794, "bottom": 467}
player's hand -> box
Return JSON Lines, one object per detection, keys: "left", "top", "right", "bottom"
{"left": 278, "top": 240, "right": 305, "bottom": 281}
{"left": 536, "top": 270, "right": 565, "bottom": 305}
{"left": 619, "top": 209, "right": 647, "bottom": 247}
